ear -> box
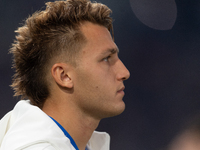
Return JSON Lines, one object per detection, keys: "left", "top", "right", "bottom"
{"left": 51, "top": 63, "right": 73, "bottom": 89}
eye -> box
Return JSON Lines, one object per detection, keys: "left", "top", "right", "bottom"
{"left": 103, "top": 55, "right": 111, "bottom": 62}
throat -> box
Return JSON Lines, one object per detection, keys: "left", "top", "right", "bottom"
{"left": 49, "top": 116, "right": 100, "bottom": 150}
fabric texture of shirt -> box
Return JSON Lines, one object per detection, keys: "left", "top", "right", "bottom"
{"left": 0, "top": 100, "right": 110, "bottom": 150}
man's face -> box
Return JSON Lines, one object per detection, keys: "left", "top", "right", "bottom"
{"left": 72, "top": 22, "right": 130, "bottom": 119}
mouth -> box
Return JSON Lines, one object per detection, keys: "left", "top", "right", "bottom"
{"left": 117, "top": 87, "right": 125, "bottom": 95}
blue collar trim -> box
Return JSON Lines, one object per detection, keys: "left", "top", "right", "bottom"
{"left": 50, "top": 117, "right": 79, "bottom": 150}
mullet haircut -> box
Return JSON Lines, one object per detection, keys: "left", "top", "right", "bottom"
{"left": 10, "top": 0, "right": 113, "bottom": 107}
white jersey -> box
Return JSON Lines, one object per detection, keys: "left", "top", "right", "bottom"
{"left": 0, "top": 100, "right": 110, "bottom": 150}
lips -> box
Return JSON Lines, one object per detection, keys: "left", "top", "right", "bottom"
{"left": 117, "top": 86, "right": 125, "bottom": 94}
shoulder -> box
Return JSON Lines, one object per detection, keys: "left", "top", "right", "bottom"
{"left": 19, "top": 143, "right": 57, "bottom": 150}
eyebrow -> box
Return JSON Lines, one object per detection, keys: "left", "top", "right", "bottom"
{"left": 101, "top": 47, "right": 119, "bottom": 55}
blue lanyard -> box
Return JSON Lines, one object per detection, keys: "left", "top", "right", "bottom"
{"left": 50, "top": 117, "right": 80, "bottom": 150}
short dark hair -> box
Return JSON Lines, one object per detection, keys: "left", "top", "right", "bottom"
{"left": 10, "top": 0, "right": 113, "bottom": 107}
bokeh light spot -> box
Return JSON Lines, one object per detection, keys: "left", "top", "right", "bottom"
{"left": 130, "top": 0, "right": 177, "bottom": 30}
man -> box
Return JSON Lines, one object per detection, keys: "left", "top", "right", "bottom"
{"left": 0, "top": 0, "right": 130, "bottom": 150}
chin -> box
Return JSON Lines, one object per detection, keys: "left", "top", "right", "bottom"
{"left": 105, "top": 102, "right": 126, "bottom": 118}
{"left": 114, "top": 105, "right": 126, "bottom": 116}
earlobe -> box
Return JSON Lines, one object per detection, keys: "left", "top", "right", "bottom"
{"left": 51, "top": 63, "right": 73, "bottom": 89}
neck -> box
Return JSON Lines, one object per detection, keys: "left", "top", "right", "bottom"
{"left": 42, "top": 97, "right": 100, "bottom": 150}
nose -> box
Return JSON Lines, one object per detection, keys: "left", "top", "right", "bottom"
{"left": 116, "top": 59, "right": 130, "bottom": 81}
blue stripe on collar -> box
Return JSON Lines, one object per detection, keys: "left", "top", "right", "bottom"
{"left": 50, "top": 116, "right": 79, "bottom": 150}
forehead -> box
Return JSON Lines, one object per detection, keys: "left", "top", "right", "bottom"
{"left": 80, "top": 22, "right": 117, "bottom": 54}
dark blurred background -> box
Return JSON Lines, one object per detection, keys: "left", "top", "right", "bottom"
{"left": 1, "top": 0, "right": 200, "bottom": 150}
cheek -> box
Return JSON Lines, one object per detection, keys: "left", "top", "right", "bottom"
{"left": 74, "top": 64, "right": 116, "bottom": 96}
{"left": 74, "top": 69, "right": 98, "bottom": 94}
{"left": 76, "top": 73, "right": 111, "bottom": 102}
